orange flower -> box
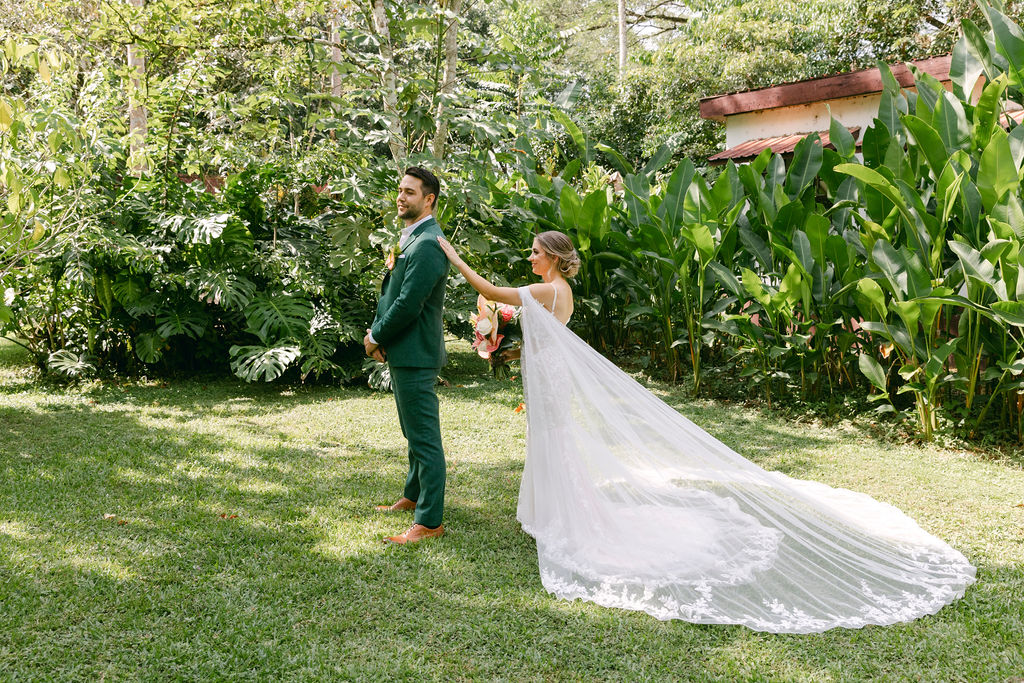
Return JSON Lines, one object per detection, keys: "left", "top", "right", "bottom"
{"left": 385, "top": 242, "right": 401, "bottom": 270}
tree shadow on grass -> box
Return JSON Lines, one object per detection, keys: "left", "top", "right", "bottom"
{"left": 1, "top": 340, "right": 1021, "bottom": 678}
{"left": 0, "top": 380, "right": 40, "bottom": 396}
{"left": 0, "top": 340, "right": 879, "bottom": 482}
{"left": 0, "top": 398, "right": 1020, "bottom": 680}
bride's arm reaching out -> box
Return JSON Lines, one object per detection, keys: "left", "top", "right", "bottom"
{"left": 437, "top": 237, "right": 522, "bottom": 306}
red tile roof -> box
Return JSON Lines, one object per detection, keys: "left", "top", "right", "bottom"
{"left": 708, "top": 127, "right": 860, "bottom": 164}
{"left": 1004, "top": 109, "right": 1024, "bottom": 126}
{"left": 700, "top": 56, "right": 952, "bottom": 121}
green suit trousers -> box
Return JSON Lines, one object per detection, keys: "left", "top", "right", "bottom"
{"left": 390, "top": 365, "right": 445, "bottom": 528}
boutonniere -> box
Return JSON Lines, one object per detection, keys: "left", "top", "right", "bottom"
{"left": 385, "top": 241, "right": 402, "bottom": 271}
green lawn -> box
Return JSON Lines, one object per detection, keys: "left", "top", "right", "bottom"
{"left": 1, "top": 337, "right": 1022, "bottom": 681}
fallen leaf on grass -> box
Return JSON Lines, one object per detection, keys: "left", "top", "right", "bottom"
{"left": 117, "top": 520, "right": 127, "bottom": 525}
{"left": 514, "top": 403, "right": 524, "bottom": 413}
{"left": 103, "top": 513, "right": 116, "bottom": 520}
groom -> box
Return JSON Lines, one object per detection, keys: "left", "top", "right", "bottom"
{"left": 364, "top": 166, "right": 449, "bottom": 545}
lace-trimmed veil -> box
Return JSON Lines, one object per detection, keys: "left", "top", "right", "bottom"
{"left": 515, "top": 286, "right": 975, "bottom": 633}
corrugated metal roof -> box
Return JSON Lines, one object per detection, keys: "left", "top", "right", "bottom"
{"left": 708, "top": 127, "right": 860, "bottom": 164}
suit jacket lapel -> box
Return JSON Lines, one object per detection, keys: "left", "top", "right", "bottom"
{"left": 381, "top": 217, "right": 437, "bottom": 292}
{"left": 402, "top": 216, "right": 437, "bottom": 252}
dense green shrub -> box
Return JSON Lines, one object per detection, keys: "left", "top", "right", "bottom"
{"left": 475, "top": 1, "right": 1024, "bottom": 443}
{"left": 12, "top": 0, "right": 1024, "bottom": 443}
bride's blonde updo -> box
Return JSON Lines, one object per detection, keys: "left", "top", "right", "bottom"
{"left": 536, "top": 231, "right": 581, "bottom": 278}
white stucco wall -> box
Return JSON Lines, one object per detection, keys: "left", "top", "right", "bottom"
{"left": 724, "top": 94, "right": 881, "bottom": 148}
{"left": 722, "top": 78, "right": 991, "bottom": 149}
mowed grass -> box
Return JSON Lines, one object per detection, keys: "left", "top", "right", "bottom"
{"left": 1, "top": 337, "right": 1023, "bottom": 682}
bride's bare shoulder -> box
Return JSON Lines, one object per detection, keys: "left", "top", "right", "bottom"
{"left": 525, "top": 282, "right": 553, "bottom": 300}
{"left": 525, "top": 281, "right": 573, "bottom": 323}
{"left": 526, "top": 281, "right": 570, "bottom": 298}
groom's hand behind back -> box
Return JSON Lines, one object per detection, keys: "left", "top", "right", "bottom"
{"left": 364, "top": 330, "right": 386, "bottom": 363}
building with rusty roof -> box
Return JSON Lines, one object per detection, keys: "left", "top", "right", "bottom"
{"left": 697, "top": 55, "right": 994, "bottom": 164}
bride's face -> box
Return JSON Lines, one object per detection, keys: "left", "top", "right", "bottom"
{"left": 528, "top": 239, "right": 555, "bottom": 277}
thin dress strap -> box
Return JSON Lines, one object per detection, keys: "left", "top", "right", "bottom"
{"left": 549, "top": 283, "right": 557, "bottom": 312}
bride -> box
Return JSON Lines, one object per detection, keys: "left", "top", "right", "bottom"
{"left": 436, "top": 231, "right": 975, "bottom": 634}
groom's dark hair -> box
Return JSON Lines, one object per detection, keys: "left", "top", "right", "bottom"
{"left": 405, "top": 166, "right": 440, "bottom": 209}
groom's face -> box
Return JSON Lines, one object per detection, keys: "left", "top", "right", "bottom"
{"left": 397, "top": 175, "right": 434, "bottom": 221}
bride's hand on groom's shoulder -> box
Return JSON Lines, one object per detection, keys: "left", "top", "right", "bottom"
{"left": 436, "top": 236, "right": 459, "bottom": 263}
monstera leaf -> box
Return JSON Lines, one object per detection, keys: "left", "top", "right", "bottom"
{"left": 134, "top": 332, "right": 165, "bottom": 364}
{"left": 365, "top": 359, "right": 392, "bottom": 392}
{"left": 243, "top": 292, "right": 314, "bottom": 342}
{"left": 112, "top": 275, "right": 147, "bottom": 306}
{"left": 155, "top": 307, "right": 207, "bottom": 339}
{"left": 47, "top": 350, "right": 95, "bottom": 378}
{"left": 299, "top": 334, "right": 339, "bottom": 381}
{"left": 229, "top": 344, "right": 302, "bottom": 382}
{"left": 187, "top": 268, "right": 256, "bottom": 310}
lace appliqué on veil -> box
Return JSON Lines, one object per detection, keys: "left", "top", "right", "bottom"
{"left": 513, "top": 286, "right": 975, "bottom": 634}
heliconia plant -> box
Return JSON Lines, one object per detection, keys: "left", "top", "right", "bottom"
{"left": 485, "top": 0, "right": 1024, "bottom": 441}
{"left": 13, "top": 0, "right": 1024, "bottom": 441}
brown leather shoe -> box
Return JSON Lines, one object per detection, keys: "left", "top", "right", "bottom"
{"left": 374, "top": 497, "right": 416, "bottom": 512}
{"left": 384, "top": 523, "right": 444, "bottom": 545}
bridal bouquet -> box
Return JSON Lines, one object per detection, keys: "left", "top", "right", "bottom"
{"left": 470, "top": 295, "right": 520, "bottom": 379}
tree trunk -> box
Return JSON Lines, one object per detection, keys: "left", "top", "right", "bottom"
{"left": 127, "top": 0, "right": 148, "bottom": 175}
{"left": 432, "top": 0, "right": 461, "bottom": 160}
{"left": 617, "top": 0, "right": 628, "bottom": 82}
{"left": 330, "top": 5, "right": 343, "bottom": 113}
{"left": 370, "top": 0, "right": 407, "bottom": 167}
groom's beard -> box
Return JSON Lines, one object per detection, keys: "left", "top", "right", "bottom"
{"left": 398, "top": 207, "right": 418, "bottom": 219}
{"left": 397, "top": 202, "right": 427, "bottom": 221}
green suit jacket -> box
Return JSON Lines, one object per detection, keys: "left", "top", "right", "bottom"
{"left": 371, "top": 216, "right": 449, "bottom": 368}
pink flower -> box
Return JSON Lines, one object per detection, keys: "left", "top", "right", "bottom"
{"left": 498, "top": 304, "right": 515, "bottom": 324}
{"left": 471, "top": 295, "right": 504, "bottom": 358}
{"left": 474, "top": 331, "right": 504, "bottom": 358}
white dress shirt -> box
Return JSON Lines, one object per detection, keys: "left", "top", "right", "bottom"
{"left": 399, "top": 215, "right": 432, "bottom": 248}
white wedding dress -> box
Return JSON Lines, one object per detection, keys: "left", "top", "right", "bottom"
{"left": 514, "top": 286, "right": 975, "bottom": 633}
